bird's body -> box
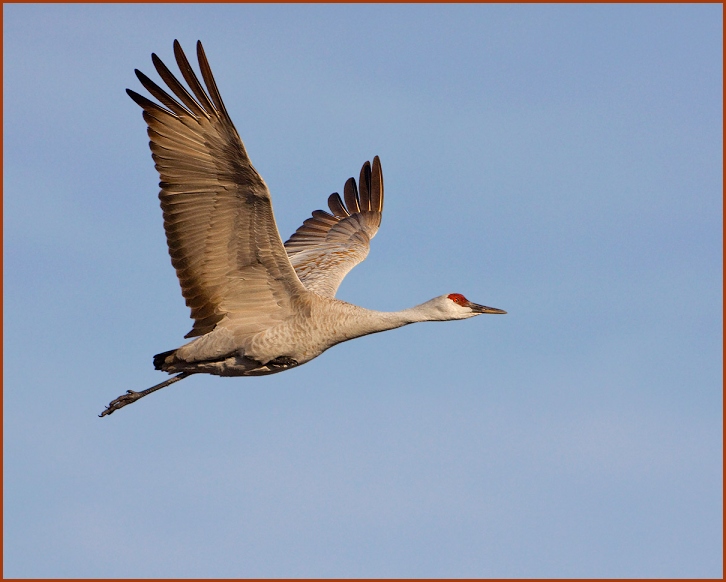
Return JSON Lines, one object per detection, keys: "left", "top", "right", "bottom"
{"left": 100, "top": 40, "right": 505, "bottom": 416}
{"left": 158, "top": 295, "right": 488, "bottom": 377}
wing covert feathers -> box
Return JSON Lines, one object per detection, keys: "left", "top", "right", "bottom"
{"left": 284, "top": 156, "right": 384, "bottom": 298}
{"left": 128, "top": 40, "right": 306, "bottom": 338}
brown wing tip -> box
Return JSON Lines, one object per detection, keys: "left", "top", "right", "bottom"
{"left": 370, "top": 156, "right": 383, "bottom": 213}
{"left": 196, "top": 40, "right": 208, "bottom": 67}
{"left": 331, "top": 157, "right": 384, "bottom": 216}
{"left": 173, "top": 40, "right": 187, "bottom": 66}
{"left": 343, "top": 177, "right": 361, "bottom": 214}
{"left": 327, "top": 192, "right": 350, "bottom": 218}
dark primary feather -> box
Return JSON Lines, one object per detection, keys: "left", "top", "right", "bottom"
{"left": 344, "top": 177, "right": 361, "bottom": 214}
{"left": 327, "top": 193, "right": 350, "bottom": 218}
{"left": 358, "top": 161, "right": 371, "bottom": 211}
{"left": 150, "top": 54, "right": 207, "bottom": 118}
{"left": 173, "top": 42, "right": 217, "bottom": 115}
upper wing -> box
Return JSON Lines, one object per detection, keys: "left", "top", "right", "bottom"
{"left": 127, "top": 40, "right": 307, "bottom": 338}
{"left": 284, "top": 157, "right": 384, "bottom": 297}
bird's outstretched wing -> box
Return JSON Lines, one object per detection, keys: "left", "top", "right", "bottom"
{"left": 127, "top": 40, "right": 306, "bottom": 338}
{"left": 284, "top": 157, "right": 384, "bottom": 298}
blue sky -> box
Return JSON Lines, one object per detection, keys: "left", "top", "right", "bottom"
{"left": 3, "top": 3, "right": 722, "bottom": 577}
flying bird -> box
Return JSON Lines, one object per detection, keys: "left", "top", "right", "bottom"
{"left": 100, "top": 40, "right": 506, "bottom": 417}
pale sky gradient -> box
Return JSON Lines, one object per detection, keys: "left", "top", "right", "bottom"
{"left": 3, "top": 3, "right": 722, "bottom": 577}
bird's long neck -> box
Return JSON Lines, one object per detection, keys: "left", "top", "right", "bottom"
{"left": 331, "top": 299, "right": 444, "bottom": 341}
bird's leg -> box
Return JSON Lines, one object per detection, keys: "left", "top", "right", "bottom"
{"left": 99, "top": 372, "right": 190, "bottom": 417}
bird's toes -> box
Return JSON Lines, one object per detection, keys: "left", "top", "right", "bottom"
{"left": 99, "top": 391, "right": 143, "bottom": 417}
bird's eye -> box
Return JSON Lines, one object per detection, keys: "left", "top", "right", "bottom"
{"left": 447, "top": 293, "right": 468, "bottom": 306}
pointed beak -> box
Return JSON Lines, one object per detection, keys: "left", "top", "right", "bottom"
{"left": 469, "top": 302, "right": 507, "bottom": 314}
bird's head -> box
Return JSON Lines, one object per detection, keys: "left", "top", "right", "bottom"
{"left": 420, "top": 293, "right": 507, "bottom": 321}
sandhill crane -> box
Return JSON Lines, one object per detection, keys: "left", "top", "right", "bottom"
{"left": 100, "top": 40, "right": 506, "bottom": 417}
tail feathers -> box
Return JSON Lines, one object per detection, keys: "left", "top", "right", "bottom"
{"left": 153, "top": 349, "right": 177, "bottom": 371}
